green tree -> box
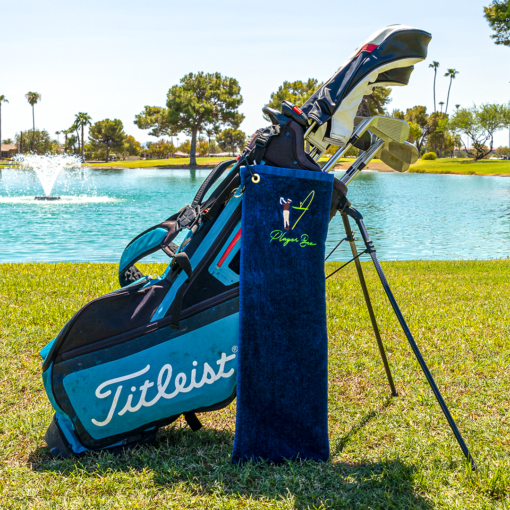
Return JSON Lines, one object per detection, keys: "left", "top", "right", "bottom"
{"left": 444, "top": 69, "right": 459, "bottom": 114}
{"left": 484, "top": 0, "right": 510, "bottom": 46}
{"left": 0, "top": 95, "right": 8, "bottom": 156}
{"left": 146, "top": 139, "right": 175, "bottom": 159}
{"left": 134, "top": 106, "right": 177, "bottom": 137}
{"left": 496, "top": 146, "right": 510, "bottom": 157}
{"left": 264, "top": 79, "right": 321, "bottom": 121}
{"left": 25, "top": 92, "right": 41, "bottom": 152}
{"left": 359, "top": 86, "right": 392, "bottom": 116}
{"left": 405, "top": 106, "right": 433, "bottom": 154}
{"left": 197, "top": 139, "right": 210, "bottom": 156}
{"left": 179, "top": 140, "right": 191, "bottom": 154}
{"left": 429, "top": 61, "right": 440, "bottom": 112}
{"left": 203, "top": 123, "right": 221, "bottom": 148}
{"left": 74, "top": 112, "right": 92, "bottom": 160}
{"left": 135, "top": 72, "right": 244, "bottom": 166}
{"left": 15, "top": 129, "right": 54, "bottom": 154}
{"left": 392, "top": 109, "right": 405, "bottom": 120}
{"left": 216, "top": 128, "right": 246, "bottom": 156}
{"left": 449, "top": 103, "right": 510, "bottom": 160}
{"left": 2, "top": 138, "right": 13, "bottom": 145}
{"left": 124, "top": 135, "right": 142, "bottom": 156}
{"left": 427, "top": 112, "right": 450, "bottom": 157}
{"left": 62, "top": 127, "right": 74, "bottom": 154}
{"left": 88, "top": 119, "right": 127, "bottom": 162}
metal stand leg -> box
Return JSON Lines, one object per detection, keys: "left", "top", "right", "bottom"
{"left": 340, "top": 211, "right": 397, "bottom": 397}
{"left": 344, "top": 205, "right": 476, "bottom": 469}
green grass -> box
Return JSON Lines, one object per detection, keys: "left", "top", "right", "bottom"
{"left": 1, "top": 260, "right": 510, "bottom": 508}
{"left": 87, "top": 157, "right": 235, "bottom": 168}
{"left": 408, "top": 158, "right": 510, "bottom": 176}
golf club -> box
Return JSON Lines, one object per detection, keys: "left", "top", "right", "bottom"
{"left": 386, "top": 140, "right": 419, "bottom": 164}
{"left": 321, "top": 115, "right": 411, "bottom": 174}
{"left": 378, "top": 148, "right": 410, "bottom": 172}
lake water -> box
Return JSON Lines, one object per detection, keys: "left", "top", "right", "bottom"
{"left": 1, "top": 167, "right": 509, "bottom": 263}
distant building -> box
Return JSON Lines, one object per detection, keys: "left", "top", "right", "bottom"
{"left": 0, "top": 144, "right": 16, "bottom": 158}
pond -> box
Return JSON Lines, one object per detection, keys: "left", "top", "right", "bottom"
{"left": 1, "top": 167, "right": 509, "bottom": 263}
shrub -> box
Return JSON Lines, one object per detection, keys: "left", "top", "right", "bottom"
{"left": 422, "top": 152, "right": 437, "bottom": 160}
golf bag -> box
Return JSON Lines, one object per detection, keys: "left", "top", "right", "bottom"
{"left": 41, "top": 25, "right": 431, "bottom": 457}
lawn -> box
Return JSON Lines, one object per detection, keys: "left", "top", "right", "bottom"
{"left": 87, "top": 157, "right": 235, "bottom": 169}
{"left": 1, "top": 260, "right": 509, "bottom": 509}
{"left": 84, "top": 157, "right": 510, "bottom": 177}
{"left": 408, "top": 158, "right": 510, "bottom": 176}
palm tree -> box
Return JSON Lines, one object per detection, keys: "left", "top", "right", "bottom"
{"left": 74, "top": 112, "right": 92, "bottom": 160}
{"left": 439, "top": 101, "right": 445, "bottom": 113}
{"left": 55, "top": 131, "right": 61, "bottom": 146}
{"left": 0, "top": 95, "right": 8, "bottom": 158}
{"left": 429, "top": 61, "right": 440, "bottom": 112}
{"left": 455, "top": 104, "right": 461, "bottom": 110}
{"left": 444, "top": 69, "right": 459, "bottom": 114}
{"left": 204, "top": 124, "right": 220, "bottom": 155}
{"left": 62, "top": 127, "right": 73, "bottom": 154}
{"left": 25, "top": 92, "right": 41, "bottom": 152}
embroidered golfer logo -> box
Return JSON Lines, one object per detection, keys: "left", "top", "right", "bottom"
{"left": 280, "top": 198, "right": 292, "bottom": 230}
{"left": 291, "top": 191, "right": 315, "bottom": 230}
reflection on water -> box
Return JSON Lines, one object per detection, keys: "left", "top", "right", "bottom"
{"left": 0, "top": 167, "right": 509, "bottom": 262}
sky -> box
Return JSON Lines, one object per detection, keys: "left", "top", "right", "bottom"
{"left": 1, "top": 0, "right": 509, "bottom": 148}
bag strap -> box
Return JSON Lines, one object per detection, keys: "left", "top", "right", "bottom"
{"left": 118, "top": 160, "right": 238, "bottom": 287}
{"left": 118, "top": 205, "right": 199, "bottom": 287}
{"left": 246, "top": 125, "right": 280, "bottom": 164}
{"left": 191, "top": 158, "right": 236, "bottom": 207}
{"left": 168, "top": 252, "right": 194, "bottom": 329}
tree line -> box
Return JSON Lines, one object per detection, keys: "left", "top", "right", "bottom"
{"left": 2, "top": 3, "right": 510, "bottom": 166}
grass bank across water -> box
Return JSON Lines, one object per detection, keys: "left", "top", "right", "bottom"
{"left": 408, "top": 158, "right": 510, "bottom": 176}
{"left": 1, "top": 260, "right": 509, "bottom": 508}
{"left": 87, "top": 156, "right": 234, "bottom": 169}
{"left": 85, "top": 157, "right": 510, "bottom": 177}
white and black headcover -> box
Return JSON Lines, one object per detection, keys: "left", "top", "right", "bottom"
{"left": 301, "top": 25, "right": 432, "bottom": 150}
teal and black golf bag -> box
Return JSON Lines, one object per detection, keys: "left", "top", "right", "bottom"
{"left": 41, "top": 24, "right": 435, "bottom": 457}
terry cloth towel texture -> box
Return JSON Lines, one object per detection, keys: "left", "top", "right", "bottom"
{"left": 232, "top": 164, "right": 334, "bottom": 464}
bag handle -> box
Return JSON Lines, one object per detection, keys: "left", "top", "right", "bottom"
{"left": 191, "top": 159, "right": 236, "bottom": 207}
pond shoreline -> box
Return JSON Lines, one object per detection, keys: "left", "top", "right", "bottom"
{"left": 85, "top": 162, "right": 510, "bottom": 177}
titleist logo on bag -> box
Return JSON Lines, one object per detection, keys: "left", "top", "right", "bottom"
{"left": 90, "top": 352, "right": 237, "bottom": 427}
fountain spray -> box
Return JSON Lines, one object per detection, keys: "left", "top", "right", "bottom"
{"left": 12, "top": 153, "right": 83, "bottom": 200}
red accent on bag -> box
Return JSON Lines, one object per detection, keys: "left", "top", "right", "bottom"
{"left": 217, "top": 228, "right": 242, "bottom": 267}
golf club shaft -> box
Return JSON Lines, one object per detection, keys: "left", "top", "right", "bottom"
{"left": 347, "top": 207, "right": 476, "bottom": 469}
{"left": 340, "top": 212, "right": 397, "bottom": 397}
{"left": 322, "top": 117, "right": 376, "bottom": 173}
{"left": 340, "top": 139, "right": 385, "bottom": 183}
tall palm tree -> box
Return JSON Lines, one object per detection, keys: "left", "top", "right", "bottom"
{"left": 25, "top": 92, "right": 41, "bottom": 152}
{"left": 55, "top": 131, "right": 61, "bottom": 146}
{"left": 74, "top": 112, "right": 92, "bottom": 160}
{"left": 429, "top": 61, "right": 440, "bottom": 112}
{"left": 62, "top": 127, "right": 73, "bottom": 154}
{"left": 444, "top": 69, "right": 459, "bottom": 114}
{"left": 455, "top": 104, "right": 461, "bottom": 110}
{"left": 0, "top": 95, "right": 8, "bottom": 158}
{"left": 439, "top": 101, "right": 445, "bottom": 113}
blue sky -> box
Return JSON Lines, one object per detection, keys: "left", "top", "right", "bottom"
{"left": 1, "top": 0, "right": 509, "bottom": 147}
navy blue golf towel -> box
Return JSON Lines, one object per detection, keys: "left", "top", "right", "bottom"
{"left": 232, "top": 164, "right": 334, "bottom": 464}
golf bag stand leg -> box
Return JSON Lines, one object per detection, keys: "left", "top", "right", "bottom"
{"left": 344, "top": 205, "right": 476, "bottom": 469}
{"left": 340, "top": 211, "right": 397, "bottom": 397}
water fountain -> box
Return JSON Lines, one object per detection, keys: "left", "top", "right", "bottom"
{"left": 13, "top": 153, "right": 83, "bottom": 200}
